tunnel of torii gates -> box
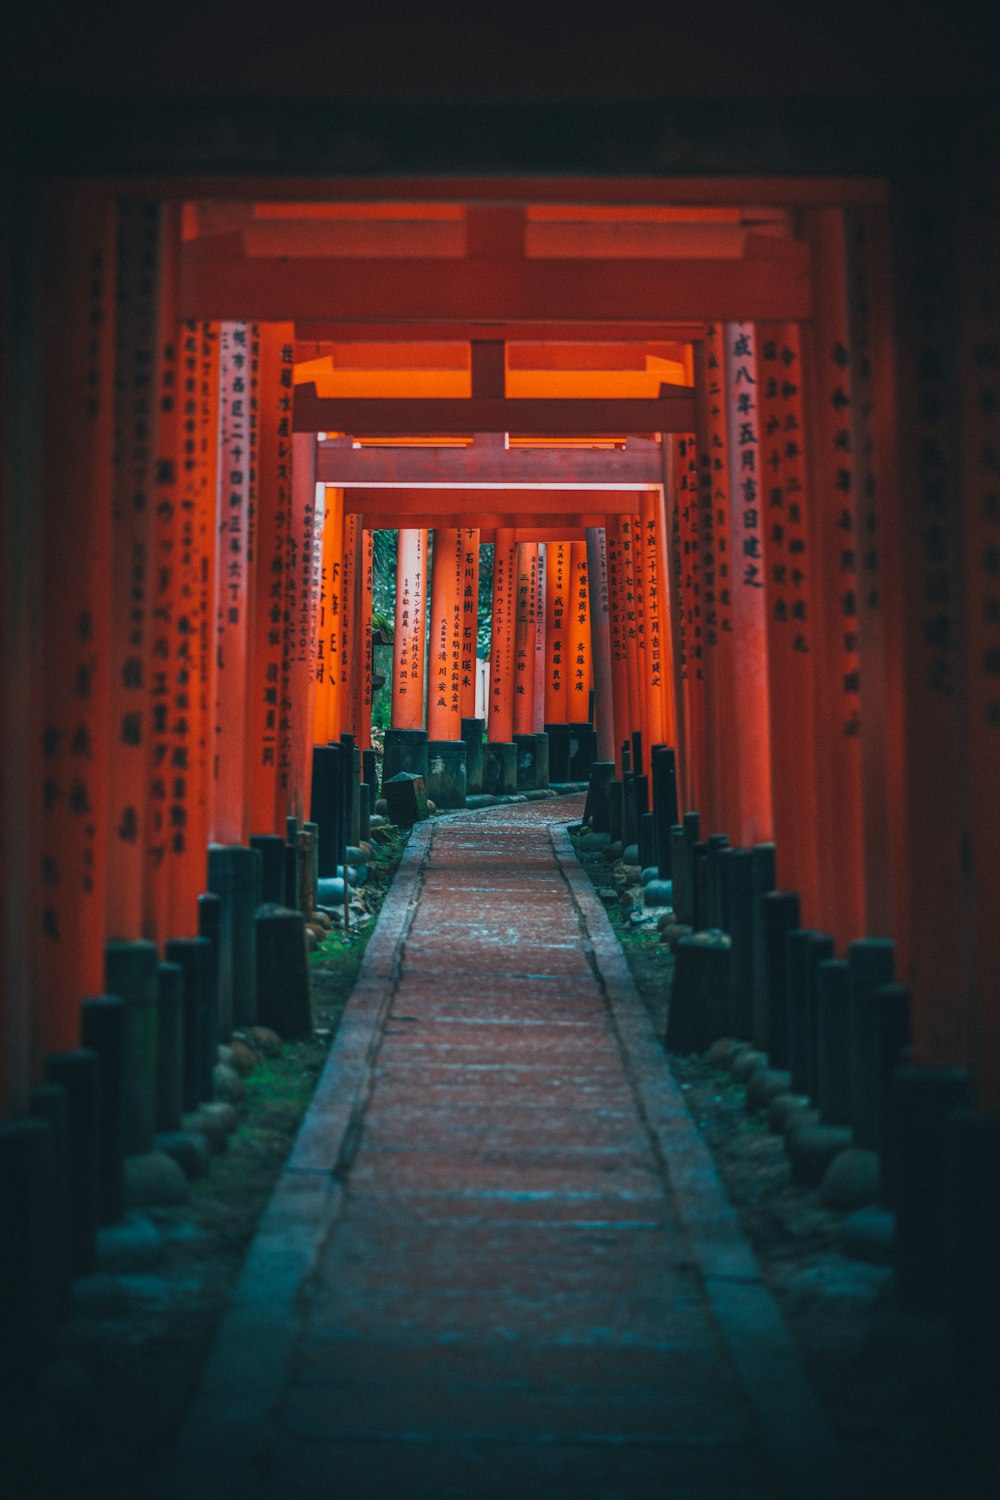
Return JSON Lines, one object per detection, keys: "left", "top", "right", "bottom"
{"left": 2, "top": 179, "right": 999, "bottom": 1344}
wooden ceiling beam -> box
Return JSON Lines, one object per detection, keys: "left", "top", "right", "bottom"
{"left": 294, "top": 386, "right": 695, "bottom": 435}
{"left": 315, "top": 437, "right": 664, "bottom": 487}
{"left": 343, "top": 488, "right": 644, "bottom": 516}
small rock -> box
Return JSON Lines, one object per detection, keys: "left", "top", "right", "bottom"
{"left": 123, "top": 1151, "right": 189, "bottom": 1208}
{"left": 375, "top": 798, "right": 388, "bottom": 815}
{"left": 95, "top": 1210, "right": 165, "bottom": 1272}
{"left": 155, "top": 1130, "right": 211, "bottom": 1180}
{"left": 705, "top": 1037, "right": 744, "bottom": 1068}
{"left": 745, "top": 1068, "right": 792, "bottom": 1113}
{"left": 622, "top": 844, "right": 640, "bottom": 866}
{"left": 345, "top": 845, "right": 366, "bottom": 865}
{"left": 368, "top": 813, "right": 386, "bottom": 828}
{"left": 643, "top": 879, "right": 673, "bottom": 909}
{"left": 821, "top": 1147, "right": 881, "bottom": 1210}
{"left": 607, "top": 841, "right": 624, "bottom": 860}
{"left": 305, "top": 927, "right": 319, "bottom": 953}
{"left": 660, "top": 922, "right": 692, "bottom": 949}
{"left": 228, "top": 1039, "right": 257, "bottom": 1076}
{"left": 184, "top": 1101, "right": 238, "bottom": 1152}
{"left": 622, "top": 863, "right": 642, "bottom": 881}
{"left": 640, "top": 866, "right": 659, "bottom": 885}
{"left": 310, "top": 909, "right": 332, "bottom": 929}
{"left": 426, "top": 799, "right": 437, "bottom": 814}
{"left": 731, "top": 1048, "right": 767, "bottom": 1083}
{"left": 316, "top": 878, "right": 346, "bottom": 907}
{"left": 767, "top": 1092, "right": 813, "bottom": 1133}
{"left": 212, "top": 1062, "right": 245, "bottom": 1103}
{"left": 838, "top": 1206, "right": 896, "bottom": 1265}
{"left": 579, "top": 831, "right": 611, "bottom": 852}
{"left": 597, "top": 887, "right": 618, "bottom": 904}
{"left": 786, "top": 1122, "right": 854, "bottom": 1186}
{"left": 246, "top": 1025, "right": 282, "bottom": 1057}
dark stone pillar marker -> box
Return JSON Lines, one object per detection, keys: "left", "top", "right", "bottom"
{"left": 156, "top": 961, "right": 185, "bottom": 1135}
{"left": 846, "top": 937, "right": 896, "bottom": 1147}
{"left": 945, "top": 1109, "right": 1000, "bottom": 1399}
{"left": 722, "top": 849, "right": 755, "bottom": 1041}
{"left": 362, "top": 746, "right": 379, "bottom": 805}
{"left": 229, "top": 846, "right": 262, "bottom": 1030}
{"left": 81, "top": 995, "right": 128, "bottom": 1223}
{"left": 297, "top": 824, "right": 319, "bottom": 918}
{"left": 0, "top": 1116, "right": 61, "bottom": 1388}
{"left": 785, "top": 929, "right": 825, "bottom": 1098}
{"left": 892, "top": 1065, "right": 970, "bottom": 1313}
{"left": 284, "top": 817, "right": 300, "bottom": 912}
{"left": 567, "top": 721, "right": 595, "bottom": 780}
{"left": 28, "top": 1082, "right": 73, "bottom": 1317}
{"left": 482, "top": 741, "right": 517, "bottom": 796}
{"left": 207, "top": 848, "right": 236, "bottom": 1036}
{"left": 250, "top": 834, "right": 287, "bottom": 905}
{"left": 761, "top": 891, "right": 801, "bottom": 1067}
{"left": 692, "top": 843, "right": 710, "bottom": 932}
{"left": 870, "top": 983, "right": 911, "bottom": 1207}
{"left": 256, "top": 904, "right": 313, "bottom": 1040}
{"left": 650, "top": 745, "right": 679, "bottom": 879}
{"left": 44, "top": 1049, "right": 101, "bottom": 1274}
{"left": 310, "top": 743, "right": 343, "bottom": 880}
{"left": 667, "top": 933, "right": 733, "bottom": 1054}
{"left": 427, "top": 739, "right": 468, "bottom": 807}
{"left": 544, "top": 722, "right": 570, "bottom": 784}
{"left": 607, "top": 780, "right": 624, "bottom": 849}
{"left": 196, "top": 893, "right": 223, "bottom": 1101}
{"left": 815, "top": 959, "right": 852, "bottom": 1126}
{"left": 165, "top": 935, "right": 214, "bottom": 1113}
{"left": 706, "top": 834, "right": 730, "bottom": 929}
{"left": 461, "top": 717, "right": 486, "bottom": 793}
{"left": 638, "top": 812, "right": 657, "bottom": 872}
{"left": 586, "top": 761, "right": 614, "bottom": 835}
{"left": 533, "top": 731, "right": 549, "bottom": 789}
{"left": 105, "top": 939, "right": 159, "bottom": 1156}
{"left": 750, "top": 844, "right": 777, "bottom": 1051}
{"left": 382, "top": 726, "right": 429, "bottom": 784}
{"left": 512, "top": 732, "right": 542, "bottom": 792}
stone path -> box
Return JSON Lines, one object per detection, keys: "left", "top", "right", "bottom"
{"left": 166, "top": 798, "right": 844, "bottom": 1500}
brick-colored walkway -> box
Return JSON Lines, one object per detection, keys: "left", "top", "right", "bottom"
{"left": 168, "top": 798, "right": 842, "bottom": 1500}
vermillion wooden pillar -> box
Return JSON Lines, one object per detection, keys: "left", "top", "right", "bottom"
{"left": 512, "top": 543, "right": 538, "bottom": 735}
{"left": 585, "top": 528, "right": 616, "bottom": 764}
{"left": 169, "top": 320, "right": 220, "bottom": 938}
{"left": 392, "top": 528, "right": 428, "bottom": 731}
{"left": 459, "top": 528, "right": 480, "bottom": 720}
{"left": 487, "top": 527, "right": 517, "bottom": 742}
{"left": 339, "top": 512, "right": 360, "bottom": 735}
{"left": 36, "top": 185, "right": 115, "bottom": 1050}
{"left": 106, "top": 201, "right": 163, "bottom": 943}
{"left": 250, "top": 323, "right": 295, "bottom": 837}
{"left": 629, "top": 509, "right": 650, "bottom": 751}
{"left": 144, "top": 205, "right": 182, "bottom": 948}
{"left": 959, "top": 173, "right": 1000, "bottom": 1110}
{"left": 568, "top": 541, "right": 592, "bottom": 722}
{"left": 724, "top": 321, "right": 773, "bottom": 846}
{"left": 803, "top": 210, "right": 865, "bottom": 953}
{"left": 312, "top": 486, "right": 344, "bottom": 745}
{"left": 639, "top": 488, "right": 675, "bottom": 750}
{"left": 285, "top": 435, "right": 322, "bottom": 823}
{"left": 544, "top": 541, "right": 570, "bottom": 725}
{"left": 353, "top": 529, "right": 375, "bottom": 752}
{"left": 210, "top": 322, "right": 259, "bottom": 847}
{"left": 533, "top": 543, "right": 547, "bottom": 733}
{"left": 694, "top": 327, "right": 737, "bottom": 837}
{"left": 662, "top": 440, "right": 692, "bottom": 810}
{"left": 605, "top": 520, "right": 632, "bottom": 771}
{"left": 427, "top": 528, "right": 465, "bottom": 740}
{"left": 619, "top": 517, "right": 644, "bottom": 750}
{"left": 757, "top": 325, "right": 821, "bottom": 923}
{"left": 843, "top": 208, "right": 908, "bottom": 948}
{"left": 674, "top": 435, "right": 704, "bottom": 815}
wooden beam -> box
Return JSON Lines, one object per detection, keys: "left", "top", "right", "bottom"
{"left": 345, "top": 488, "right": 643, "bottom": 515}
{"left": 180, "top": 239, "right": 812, "bottom": 323}
{"left": 356, "top": 514, "right": 612, "bottom": 531}
{"left": 294, "top": 385, "right": 696, "bottom": 435}
{"left": 296, "top": 321, "right": 707, "bottom": 342}
{"left": 315, "top": 438, "right": 664, "bottom": 487}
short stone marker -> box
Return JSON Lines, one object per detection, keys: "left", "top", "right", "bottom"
{"left": 384, "top": 771, "right": 430, "bottom": 827}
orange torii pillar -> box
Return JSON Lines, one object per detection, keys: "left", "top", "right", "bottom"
{"left": 143, "top": 204, "right": 183, "bottom": 952}
{"left": 585, "top": 527, "right": 616, "bottom": 775}
{"left": 34, "top": 185, "right": 115, "bottom": 1072}
{"left": 802, "top": 210, "right": 865, "bottom": 955}
{"left": 605, "top": 519, "right": 634, "bottom": 777}
{"left": 724, "top": 322, "right": 773, "bottom": 849}
{"left": 663, "top": 436, "right": 698, "bottom": 817}
{"left": 544, "top": 541, "right": 572, "bottom": 780}
{"left": 458, "top": 528, "right": 483, "bottom": 792}
{"left": 512, "top": 542, "right": 544, "bottom": 789}
{"left": 485, "top": 527, "right": 518, "bottom": 794}
{"left": 757, "top": 324, "right": 821, "bottom": 928}
{"left": 384, "top": 528, "right": 429, "bottom": 783}
{"left": 284, "top": 435, "right": 321, "bottom": 829}
{"left": 532, "top": 543, "right": 547, "bottom": 734}
{"left": 694, "top": 326, "right": 739, "bottom": 842}
{"left": 426, "top": 528, "right": 468, "bottom": 807}
{"left": 168, "top": 320, "right": 221, "bottom": 945}
{"left": 311, "top": 485, "right": 344, "bottom": 749}
{"left": 567, "top": 541, "right": 594, "bottom": 781}
{"left": 639, "top": 488, "right": 675, "bottom": 752}
{"left": 339, "top": 513, "right": 360, "bottom": 738}
{"left": 618, "top": 516, "right": 645, "bottom": 773}
{"left": 353, "top": 528, "right": 375, "bottom": 756}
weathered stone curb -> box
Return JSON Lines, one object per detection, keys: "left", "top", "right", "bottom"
{"left": 160, "top": 824, "right": 433, "bottom": 1500}
{"left": 551, "top": 825, "right": 847, "bottom": 1500}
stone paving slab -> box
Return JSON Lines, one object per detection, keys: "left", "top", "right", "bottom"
{"left": 164, "top": 796, "right": 846, "bottom": 1500}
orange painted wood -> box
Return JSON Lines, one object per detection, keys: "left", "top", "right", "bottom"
{"left": 533, "top": 544, "right": 547, "bottom": 733}
{"left": 354, "top": 529, "right": 375, "bottom": 752}
{"left": 312, "top": 486, "right": 344, "bottom": 744}
{"left": 143, "top": 203, "right": 183, "bottom": 949}
{"left": 757, "top": 324, "right": 821, "bottom": 923}
{"left": 487, "top": 528, "right": 517, "bottom": 742}
{"left": 106, "top": 201, "right": 163, "bottom": 942}
{"left": 355, "top": 515, "right": 606, "bottom": 533}
{"left": 512, "top": 543, "right": 539, "bottom": 735}
{"left": 392, "top": 529, "right": 428, "bottom": 731}
{"left": 605, "top": 519, "right": 633, "bottom": 771}
{"left": 843, "top": 208, "right": 908, "bottom": 949}
{"left": 694, "top": 327, "right": 737, "bottom": 837}
{"left": 339, "top": 512, "right": 360, "bottom": 735}
{"left": 318, "top": 443, "right": 661, "bottom": 488}
{"left": 664, "top": 437, "right": 699, "bottom": 812}
{"left": 180, "top": 238, "right": 813, "bottom": 324}
{"left": 630, "top": 505, "right": 652, "bottom": 749}
{"left": 723, "top": 321, "right": 773, "bottom": 847}
{"left": 568, "top": 542, "right": 593, "bottom": 721}
{"left": 544, "top": 542, "right": 571, "bottom": 725}
{"left": 294, "top": 389, "right": 695, "bottom": 436}
{"left": 169, "top": 321, "right": 221, "bottom": 938}
{"left": 803, "top": 210, "right": 865, "bottom": 954}
{"left": 209, "top": 322, "right": 260, "bottom": 848}
{"left": 585, "top": 529, "right": 617, "bottom": 764}
{"left": 250, "top": 323, "right": 295, "bottom": 836}
{"left": 427, "top": 528, "right": 466, "bottom": 740}
{"left": 36, "top": 185, "right": 115, "bottom": 1049}
{"left": 286, "top": 435, "right": 322, "bottom": 823}
{"left": 638, "top": 489, "right": 670, "bottom": 749}
{"left": 459, "top": 528, "right": 480, "bottom": 720}
{"left": 344, "top": 488, "right": 644, "bottom": 514}
{"left": 959, "top": 173, "right": 1000, "bottom": 1109}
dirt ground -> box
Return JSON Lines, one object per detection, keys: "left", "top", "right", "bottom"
{"left": 8, "top": 815, "right": 996, "bottom": 1500}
